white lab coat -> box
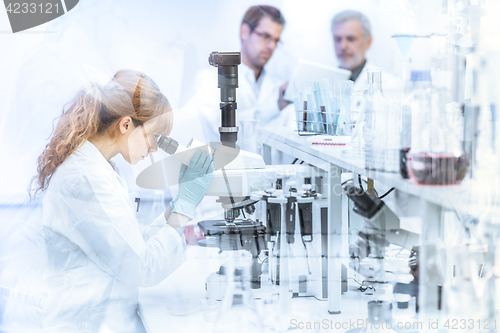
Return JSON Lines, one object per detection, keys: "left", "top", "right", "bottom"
{"left": 187, "top": 63, "right": 284, "bottom": 151}
{"left": 41, "top": 141, "right": 186, "bottom": 332}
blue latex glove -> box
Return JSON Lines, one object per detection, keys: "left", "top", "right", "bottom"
{"left": 171, "top": 149, "right": 213, "bottom": 219}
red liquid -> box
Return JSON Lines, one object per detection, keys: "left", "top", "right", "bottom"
{"left": 406, "top": 153, "right": 469, "bottom": 185}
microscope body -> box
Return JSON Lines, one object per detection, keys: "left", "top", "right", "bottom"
{"left": 250, "top": 165, "right": 332, "bottom": 300}
{"left": 346, "top": 185, "right": 420, "bottom": 325}
{"left": 198, "top": 51, "right": 331, "bottom": 302}
{"left": 198, "top": 164, "right": 333, "bottom": 301}
{"left": 209, "top": 51, "right": 241, "bottom": 147}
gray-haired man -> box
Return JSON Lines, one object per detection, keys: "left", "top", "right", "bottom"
{"left": 332, "top": 10, "right": 384, "bottom": 91}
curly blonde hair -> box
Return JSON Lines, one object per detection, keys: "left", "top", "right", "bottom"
{"left": 31, "top": 69, "right": 172, "bottom": 197}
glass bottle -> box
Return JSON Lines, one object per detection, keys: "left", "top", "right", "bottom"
{"left": 363, "top": 68, "right": 386, "bottom": 171}
{"left": 385, "top": 98, "right": 403, "bottom": 173}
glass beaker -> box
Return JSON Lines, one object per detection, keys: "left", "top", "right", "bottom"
{"left": 212, "top": 252, "right": 262, "bottom": 333}
{"left": 406, "top": 71, "right": 469, "bottom": 185}
{"left": 447, "top": 243, "right": 490, "bottom": 326}
{"left": 293, "top": 79, "right": 360, "bottom": 137}
{"left": 320, "top": 79, "right": 357, "bottom": 136}
{"left": 260, "top": 293, "right": 282, "bottom": 333}
{"left": 292, "top": 80, "right": 331, "bottom": 135}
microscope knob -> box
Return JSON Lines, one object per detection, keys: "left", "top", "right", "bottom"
{"left": 244, "top": 204, "right": 256, "bottom": 215}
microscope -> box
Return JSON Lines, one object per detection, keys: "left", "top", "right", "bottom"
{"left": 134, "top": 52, "right": 276, "bottom": 297}
{"left": 199, "top": 166, "right": 330, "bottom": 301}
{"left": 249, "top": 174, "right": 331, "bottom": 300}
{"left": 194, "top": 52, "right": 331, "bottom": 301}
{"left": 136, "top": 51, "right": 332, "bottom": 302}
{"left": 345, "top": 185, "right": 420, "bottom": 329}
{"left": 207, "top": 51, "right": 240, "bottom": 148}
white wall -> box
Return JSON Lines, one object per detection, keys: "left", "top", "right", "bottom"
{"left": 0, "top": 0, "right": 410, "bottom": 202}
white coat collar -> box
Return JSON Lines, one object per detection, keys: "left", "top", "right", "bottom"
{"left": 78, "top": 140, "right": 117, "bottom": 171}
{"left": 78, "top": 140, "right": 130, "bottom": 199}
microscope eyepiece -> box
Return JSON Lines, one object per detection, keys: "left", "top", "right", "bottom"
{"left": 345, "top": 185, "right": 384, "bottom": 219}
{"left": 156, "top": 136, "right": 179, "bottom": 155}
{"left": 209, "top": 52, "right": 241, "bottom": 67}
{"left": 209, "top": 51, "right": 241, "bottom": 147}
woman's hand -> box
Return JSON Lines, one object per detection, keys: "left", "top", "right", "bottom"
{"left": 170, "top": 149, "right": 213, "bottom": 220}
{"left": 164, "top": 204, "right": 189, "bottom": 232}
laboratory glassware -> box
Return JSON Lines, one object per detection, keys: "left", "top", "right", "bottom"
{"left": 362, "top": 68, "right": 386, "bottom": 171}
{"left": 406, "top": 153, "right": 469, "bottom": 185}
{"left": 260, "top": 294, "right": 282, "bottom": 332}
{"left": 406, "top": 71, "right": 469, "bottom": 185}
{"left": 384, "top": 96, "right": 402, "bottom": 173}
{"left": 212, "top": 252, "right": 263, "bottom": 333}
{"left": 294, "top": 80, "right": 323, "bottom": 134}
{"left": 400, "top": 70, "right": 432, "bottom": 178}
{"left": 335, "top": 80, "right": 356, "bottom": 136}
{"left": 292, "top": 79, "right": 357, "bottom": 136}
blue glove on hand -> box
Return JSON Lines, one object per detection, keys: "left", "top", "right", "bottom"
{"left": 171, "top": 149, "right": 213, "bottom": 219}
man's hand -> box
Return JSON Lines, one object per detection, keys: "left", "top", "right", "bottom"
{"left": 278, "top": 82, "right": 292, "bottom": 111}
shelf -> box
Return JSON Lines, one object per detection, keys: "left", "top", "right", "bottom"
{"left": 260, "top": 127, "right": 490, "bottom": 216}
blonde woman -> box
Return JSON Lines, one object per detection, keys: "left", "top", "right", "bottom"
{"left": 31, "top": 69, "right": 212, "bottom": 332}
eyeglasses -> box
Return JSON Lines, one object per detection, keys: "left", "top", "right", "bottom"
{"left": 252, "top": 30, "right": 282, "bottom": 46}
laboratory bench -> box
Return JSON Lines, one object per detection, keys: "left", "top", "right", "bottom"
{"left": 138, "top": 126, "right": 496, "bottom": 332}
{"left": 138, "top": 245, "right": 335, "bottom": 332}
{"left": 138, "top": 245, "right": 420, "bottom": 333}
{"left": 258, "top": 126, "right": 497, "bottom": 331}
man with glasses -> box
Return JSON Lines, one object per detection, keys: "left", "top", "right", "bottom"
{"left": 190, "top": 5, "right": 290, "bottom": 151}
{"left": 239, "top": 5, "right": 290, "bottom": 113}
